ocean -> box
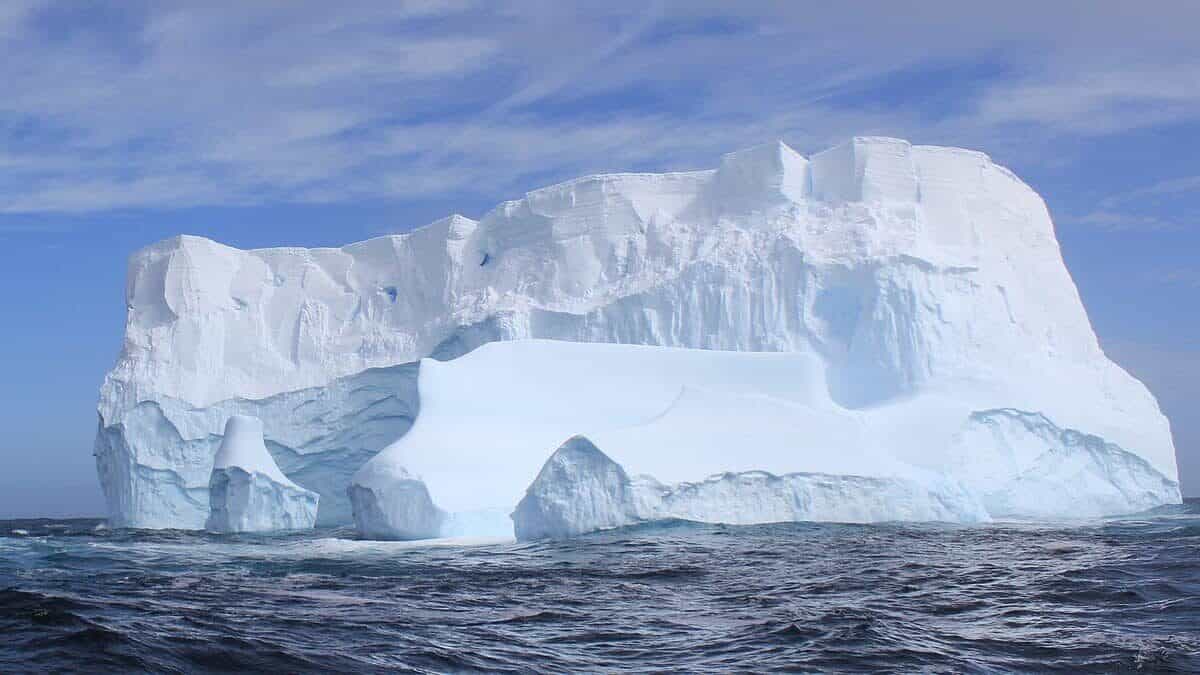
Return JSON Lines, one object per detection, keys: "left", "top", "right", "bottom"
{"left": 2, "top": 502, "right": 1198, "bottom": 673}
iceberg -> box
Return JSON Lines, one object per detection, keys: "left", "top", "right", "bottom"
{"left": 205, "top": 416, "right": 319, "bottom": 533}
{"left": 95, "top": 137, "right": 1180, "bottom": 530}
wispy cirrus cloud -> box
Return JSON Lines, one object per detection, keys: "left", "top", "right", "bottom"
{"left": 1063, "top": 211, "right": 1184, "bottom": 233}
{"left": 1146, "top": 268, "right": 1200, "bottom": 289}
{"left": 1104, "top": 175, "right": 1200, "bottom": 205}
{"left": 1065, "top": 172, "right": 1200, "bottom": 233}
{"left": 2, "top": 1, "right": 1200, "bottom": 214}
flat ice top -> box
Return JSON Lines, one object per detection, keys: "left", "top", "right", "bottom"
{"left": 213, "top": 415, "right": 299, "bottom": 488}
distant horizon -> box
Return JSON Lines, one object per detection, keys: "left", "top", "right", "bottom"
{"left": 1, "top": 2, "right": 1198, "bottom": 518}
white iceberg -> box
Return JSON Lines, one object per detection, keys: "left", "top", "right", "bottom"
{"left": 95, "top": 137, "right": 1180, "bottom": 529}
{"left": 205, "top": 415, "right": 319, "bottom": 533}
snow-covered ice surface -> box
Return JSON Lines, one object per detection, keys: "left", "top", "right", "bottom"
{"left": 205, "top": 416, "right": 318, "bottom": 533}
{"left": 96, "top": 137, "right": 1180, "bottom": 530}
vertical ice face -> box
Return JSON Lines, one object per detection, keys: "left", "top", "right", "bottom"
{"left": 347, "top": 462, "right": 444, "bottom": 541}
{"left": 512, "top": 436, "right": 640, "bottom": 541}
{"left": 97, "top": 137, "right": 1180, "bottom": 530}
{"left": 810, "top": 136, "right": 919, "bottom": 203}
{"left": 709, "top": 141, "right": 811, "bottom": 209}
{"left": 205, "top": 416, "right": 319, "bottom": 533}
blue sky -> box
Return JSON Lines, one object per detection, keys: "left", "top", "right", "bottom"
{"left": 0, "top": 1, "right": 1197, "bottom": 517}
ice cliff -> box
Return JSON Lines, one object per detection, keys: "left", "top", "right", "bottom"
{"left": 205, "top": 415, "right": 318, "bottom": 533}
{"left": 95, "top": 136, "right": 1181, "bottom": 531}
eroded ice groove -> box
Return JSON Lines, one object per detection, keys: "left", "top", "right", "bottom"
{"left": 99, "top": 136, "right": 1180, "bottom": 528}
{"left": 512, "top": 435, "right": 990, "bottom": 540}
{"left": 206, "top": 416, "right": 319, "bottom": 533}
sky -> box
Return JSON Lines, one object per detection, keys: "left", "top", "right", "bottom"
{"left": 0, "top": 1, "right": 1197, "bottom": 517}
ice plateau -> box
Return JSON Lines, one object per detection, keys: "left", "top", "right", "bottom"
{"left": 205, "top": 415, "right": 319, "bottom": 533}
{"left": 95, "top": 136, "right": 1180, "bottom": 531}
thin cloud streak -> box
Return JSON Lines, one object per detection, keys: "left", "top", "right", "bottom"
{"left": 2, "top": 2, "right": 1200, "bottom": 215}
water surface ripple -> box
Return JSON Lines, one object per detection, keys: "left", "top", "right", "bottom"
{"left": 2, "top": 503, "right": 1198, "bottom": 672}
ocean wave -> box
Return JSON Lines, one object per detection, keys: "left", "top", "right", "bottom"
{"left": 2, "top": 502, "right": 1198, "bottom": 672}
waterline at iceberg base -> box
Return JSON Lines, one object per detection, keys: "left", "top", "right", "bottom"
{"left": 95, "top": 136, "right": 1180, "bottom": 536}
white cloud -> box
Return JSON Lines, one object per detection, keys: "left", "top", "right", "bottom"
{"left": 1, "top": 174, "right": 237, "bottom": 213}
{"left": 2, "top": 2, "right": 1200, "bottom": 213}
{"left": 973, "top": 64, "right": 1200, "bottom": 134}
{"left": 1059, "top": 172, "right": 1200, "bottom": 233}
{"left": 1148, "top": 268, "right": 1200, "bottom": 288}
{"left": 1064, "top": 210, "right": 1183, "bottom": 232}
{"left": 1106, "top": 175, "right": 1200, "bottom": 205}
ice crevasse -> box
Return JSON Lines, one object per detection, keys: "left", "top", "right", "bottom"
{"left": 94, "top": 136, "right": 1181, "bottom": 533}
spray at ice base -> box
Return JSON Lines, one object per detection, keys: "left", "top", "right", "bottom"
{"left": 96, "top": 136, "right": 1181, "bottom": 531}
{"left": 206, "top": 415, "right": 319, "bottom": 533}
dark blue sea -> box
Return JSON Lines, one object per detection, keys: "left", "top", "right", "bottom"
{"left": 2, "top": 503, "right": 1198, "bottom": 673}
